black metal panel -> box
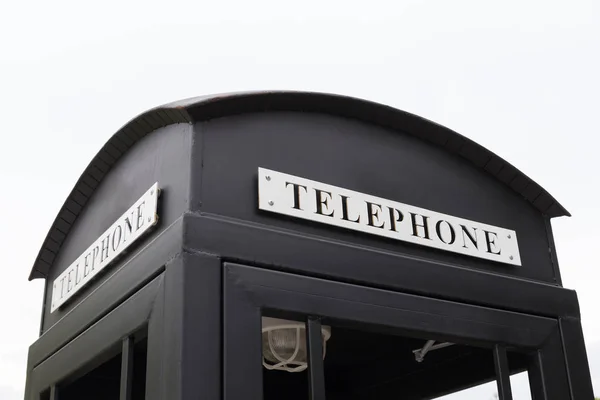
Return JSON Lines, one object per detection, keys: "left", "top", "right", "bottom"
{"left": 41, "top": 123, "right": 192, "bottom": 332}
{"left": 559, "top": 317, "right": 595, "bottom": 399}
{"left": 181, "top": 91, "right": 567, "bottom": 217}
{"left": 183, "top": 213, "right": 580, "bottom": 318}
{"left": 27, "top": 275, "right": 162, "bottom": 399}
{"left": 29, "top": 217, "right": 181, "bottom": 365}
{"left": 180, "top": 252, "right": 222, "bottom": 400}
{"left": 193, "top": 112, "right": 557, "bottom": 284}
{"left": 156, "top": 252, "right": 222, "bottom": 400}
{"left": 142, "top": 253, "right": 221, "bottom": 400}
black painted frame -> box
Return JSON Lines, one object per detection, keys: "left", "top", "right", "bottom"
{"left": 25, "top": 252, "right": 222, "bottom": 400}
{"left": 23, "top": 251, "right": 594, "bottom": 400}
{"left": 23, "top": 243, "right": 594, "bottom": 400}
{"left": 223, "top": 262, "right": 576, "bottom": 400}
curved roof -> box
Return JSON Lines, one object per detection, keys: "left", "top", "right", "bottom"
{"left": 29, "top": 90, "right": 570, "bottom": 280}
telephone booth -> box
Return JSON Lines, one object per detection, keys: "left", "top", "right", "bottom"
{"left": 23, "top": 91, "right": 594, "bottom": 399}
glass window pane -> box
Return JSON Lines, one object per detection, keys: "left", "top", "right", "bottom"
{"left": 261, "top": 310, "right": 505, "bottom": 400}
{"left": 53, "top": 332, "right": 148, "bottom": 400}
{"left": 59, "top": 352, "right": 121, "bottom": 400}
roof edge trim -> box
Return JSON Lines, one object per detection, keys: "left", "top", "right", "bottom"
{"left": 28, "top": 90, "right": 570, "bottom": 281}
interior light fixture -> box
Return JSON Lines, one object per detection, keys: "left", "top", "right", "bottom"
{"left": 261, "top": 317, "right": 332, "bottom": 372}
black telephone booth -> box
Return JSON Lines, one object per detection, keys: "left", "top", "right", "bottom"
{"left": 23, "top": 91, "right": 593, "bottom": 400}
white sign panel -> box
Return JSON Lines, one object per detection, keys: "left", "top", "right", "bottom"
{"left": 51, "top": 183, "right": 160, "bottom": 313}
{"left": 258, "top": 168, "right": 521, "bottom": 266}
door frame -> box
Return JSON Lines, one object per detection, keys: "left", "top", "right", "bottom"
{"left": 223, "top": 262, "right": 572, "bottom": 400}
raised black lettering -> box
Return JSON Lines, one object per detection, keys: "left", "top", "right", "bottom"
{"left": 460, "top": 225, "right": 478, "bottom": 249}
{"left": 136, "top": 201, "right": 146, "bottom": 230}
{"left": 112, "top": 225, "right": 123, "bottom": 252}
{"left": 75, "top": 260, "right": 83, "bottom": 284}
{"left": 123, "top": 211, "right": 134, "bottom": 242}
{"left": 91, "top": 246, "right": 99, "bottom": 271}
{"left": 484, "top": 230, "right": 501, "bottom": 255}
{"left": 101, "top": 235, "right": 110, "bottom": 262}
{"left": 388, "top": 207, "right": 404, "bottom": 232}
{"left": 366, "top": 202, "right": 385, "bottom": 229}
{"left": 60, "top": 276, "right": 67, "bottom": 298}
{"left": 285, "top": 182, "right": 308, "bottom": 210}
{"left": 84, "top": 252, "right": 92, "bottom": 277}
{"left": 340, "top": 195, "right": 360, "bottom": 223}
{"left": 435, "top": 220, "right": 456, "bottom": 244}
{"left": 314, "top": 189, "right": 334, "bottom": 217}
{"left": 67, "top": 270, "right": 74, "bottom": 292}
{"left": 410, "top": 213, "right": 431, "bottom": 239}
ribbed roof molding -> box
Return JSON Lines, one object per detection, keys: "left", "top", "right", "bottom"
{"left": 29, "top": 90, "right": 570, "bottom": 280}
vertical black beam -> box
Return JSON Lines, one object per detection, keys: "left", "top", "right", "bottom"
{"left": 180, "top": 253, "right": 222, "bottom": 400}
{"left": 145, "top": 253, "right": 221, "bottom": 400}
{"left": 527, "top": 350, "right": 547, "bottom": 400}
{"left": 494, "top": 345, "right": 513, "bottom": 400}
{"left": 306, "top": 317, "right": 326, "bottom": 400}
{"left": 120, "top": 336, "right": 134, "bottom": 400}
{"left": 145, "top": 276, "right": 165, "bottom": 400}
{"left": 559, "top": 317, "right": 595, "bottom": 399}
{"left": 537, "top": 326, "right": 571, "bottom": 400}
{"left": 49, "top": 385, "right": 58, "bottom": 400}
{"left": 224, "top": 265, "right": 263, "bottom": 400}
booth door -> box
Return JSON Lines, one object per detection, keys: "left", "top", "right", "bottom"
{"left": 224, "top": 263, "right": 571, "bottom": 400}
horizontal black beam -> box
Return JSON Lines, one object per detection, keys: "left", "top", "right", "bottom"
{"left": 185, "top": 213, "right": 580, "bottom": 318}
{"left": 224, "top": 263, "right": 557, "bottom": 350}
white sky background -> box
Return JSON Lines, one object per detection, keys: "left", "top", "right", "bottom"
{"left": 1, "top": 0, "right": 599, "bottom": 398}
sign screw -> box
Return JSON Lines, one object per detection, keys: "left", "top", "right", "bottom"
{"left": 268, "top": 200, "right": 274, "bottom": 206}
{"left": 509, "top": 256, "right": 514, "bottom": 260}
{"left": 266, "top": 176, "right": 271, "bottom": 181}
{"left": 151, "top": 190, "right": 154, "bottom": 195}
{"left": 507, "top": 234, "right": 512, "bottom": 239}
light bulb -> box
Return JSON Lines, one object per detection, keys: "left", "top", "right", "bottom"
{"left": 261, "top": 317, "right": 331, "bottom": 373}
